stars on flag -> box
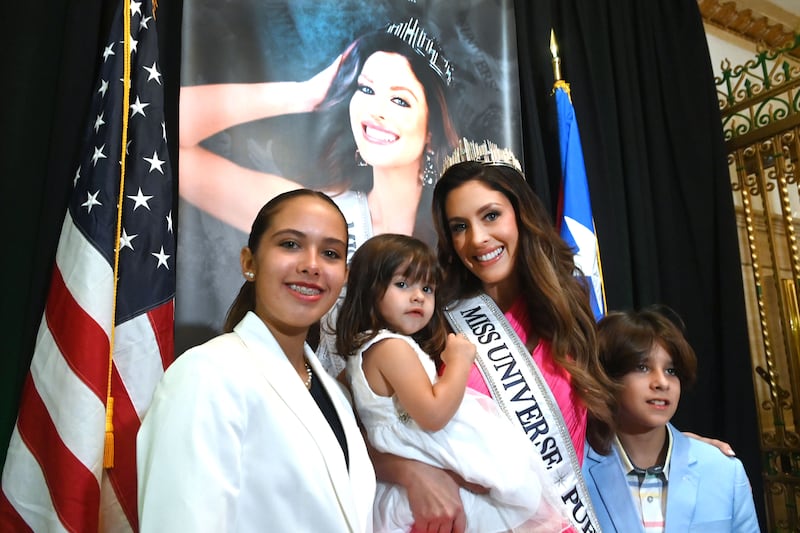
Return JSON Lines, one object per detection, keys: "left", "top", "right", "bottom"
{"left": 67, "top": 0, "right": 174, "bottom": 310}
{"left": 151, "top": 246, "right": 171, "bottom": 269}
{"left": 143, "top": 150, "right": 165, "bottom": 173}
{"left": 92, "top": 144, "right": 107, "bottom": 166}
{"left": 94, "top": 112, "right": 105, "bottom": 133}
{"left": 130, "top": 96, "right": 149, "bottom": 117}
{"left": 119, "top": 228, "right": 138, "bottom": 251}
{"left": 128, "top": 187, "right": 153, "bottom": 211}
{"left": 103, "top": 43, "right": 115, "bottom": 62}
{"left": 143, "top": 62, "right": 162, "bottom": 84}
{"left": 82, "top": 190, "right": 102, "bottom": 213}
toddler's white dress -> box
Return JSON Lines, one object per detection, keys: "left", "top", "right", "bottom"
{"left": 346, "top": 330, "right": 570, "bottom": 533}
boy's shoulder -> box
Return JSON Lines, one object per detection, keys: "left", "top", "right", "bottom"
{"left": 669, "top": 424, "right": 744, "bottom": 470}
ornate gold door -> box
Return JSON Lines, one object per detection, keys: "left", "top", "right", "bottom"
{"left": 718, "top": 35, "right": 800, "bottom": 531}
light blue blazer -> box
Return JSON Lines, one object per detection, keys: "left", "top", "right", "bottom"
{"left": 582, "top": 424, "right": 760, "bottom": 532}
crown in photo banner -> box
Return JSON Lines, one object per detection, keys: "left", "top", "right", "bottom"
{"left": 386, "top": 17, "right": 453, "bottom": 87}
{"left": 443, "top": 138, "right": 523, "bottom": 173}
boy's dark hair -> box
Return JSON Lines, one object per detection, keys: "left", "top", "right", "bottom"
{"left": 335, "top": 234, "right": 448, "bottom": 365}
{"left": 597, "top": 306, "right": 698, "bottom": 388}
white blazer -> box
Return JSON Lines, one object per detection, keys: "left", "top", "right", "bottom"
{"left": 138, "top": 312, "right": 376, "bottom": 532}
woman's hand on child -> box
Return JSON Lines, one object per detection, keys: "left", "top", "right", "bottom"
{"left": 406, "top": 461, "right": 467, "bottom": 533}
{"left": 684, "top": 432, "right": 735, "bottom": 456}
{"left": 440, "top": 333, "right": 476, "bottom": 370}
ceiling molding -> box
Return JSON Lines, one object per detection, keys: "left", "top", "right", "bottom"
{"left": 698, "top": 0, "right": 798, "bottom": 54}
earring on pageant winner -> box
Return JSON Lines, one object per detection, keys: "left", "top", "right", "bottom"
{"left": 355, "top": 149, "right": 368, "bottom": 167}
{"left": 421, "top": 148, "right": 436, "bottom": 186}
{"left": 245, "top": 271, "right": 255, "bottom": 280}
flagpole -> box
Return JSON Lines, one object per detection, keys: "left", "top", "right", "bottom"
{"left": 550, "top": 30, "right": 571, "bottom": 100}
{"left": 550, "top": 28, "right": 608, "bottom": 320}
{"left": 550, "top": 29, "right": 562, "bottom": 82}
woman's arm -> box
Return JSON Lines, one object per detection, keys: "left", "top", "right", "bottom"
{"left": 177, "top": 56, "right": 342, "bottom": 230}
{"left": 179, "top": 56, "right": 341, "bottom": 147}
{"left": 371, "top": 447, "right": 467, "bottom": 533}
{"left": 138, "top": 360, "right": 244, "bottom": 532}
{"left": 179, "top": 144, "right": 303, "bottom": 232}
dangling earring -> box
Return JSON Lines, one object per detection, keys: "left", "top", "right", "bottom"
{"left": 421, "top": 148, "right": 436, "bottom": 187}
{"left": 355, "top": 149, "right": 368, "bottom": 167}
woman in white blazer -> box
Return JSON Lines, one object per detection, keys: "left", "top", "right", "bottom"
{"left": 137, "top": 190, "right": 376, "bottom": 532}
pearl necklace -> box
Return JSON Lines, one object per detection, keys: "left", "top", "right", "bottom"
{"left": 303, "top": 360, "right": 313, "bottom": 390}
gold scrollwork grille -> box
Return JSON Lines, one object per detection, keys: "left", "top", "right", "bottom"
{"left": 720, "top": 35, "right": 800, "bottom": 532}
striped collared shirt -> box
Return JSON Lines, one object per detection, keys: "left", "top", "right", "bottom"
{"left": 614, "top": 430, "right": 673, "bottom": 533}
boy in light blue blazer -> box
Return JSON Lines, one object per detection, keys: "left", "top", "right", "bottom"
{"left": 583, "top": 308, "right": 759, "bottom": 532}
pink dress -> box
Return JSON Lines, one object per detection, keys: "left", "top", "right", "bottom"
{"left": 465, "top": 296, "right": 588, "bottom": 461}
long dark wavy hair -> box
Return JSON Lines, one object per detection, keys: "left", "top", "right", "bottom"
{"left": 223, "top": 189, "right": 347, "bottom": 333}
{"left": 335, "top": 233, "right": 448, "bottom": 367}
{"left": 432, "top": 161, "right": 616, "bottom": 452}
{"left": 309, "top": 29, "right": 458, "bottom": 243}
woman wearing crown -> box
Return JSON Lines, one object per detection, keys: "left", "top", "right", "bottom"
{"left": 368, "top": 144, "right": 616, "bottom": 532}
{"left": 179, "top": 17, "right": 458, "bottom": 255}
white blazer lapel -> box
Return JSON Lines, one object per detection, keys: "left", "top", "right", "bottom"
{"left": 664, "top": 426, "right": 699, "bottom": 532}
{"left": 310, "top": 353, "right": 375, "bottom": 532}
{"left": 235, "top": 313, "right": 364, "bottom": 531}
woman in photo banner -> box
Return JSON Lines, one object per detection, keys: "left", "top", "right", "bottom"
{"left": 179, "top": 17, "right": 458, "bottom": 252}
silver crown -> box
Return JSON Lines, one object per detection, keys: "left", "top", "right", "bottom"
{"left": 443, "top": 138, "right": 523, "bottom": 173}
{"left": 386, "top": 18, "right": 453, "bottom": 87}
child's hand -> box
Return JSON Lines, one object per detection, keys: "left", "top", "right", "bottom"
{"left": 440, "top": 333, "right": 476, "bottom": 369}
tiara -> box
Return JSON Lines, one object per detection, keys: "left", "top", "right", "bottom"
{"left": 443, "top": 138, "right": 523, "bottom": 173}
{"left": 386, "top": 18, "right": 453, "bottom": 87}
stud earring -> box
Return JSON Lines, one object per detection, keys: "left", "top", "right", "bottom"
{"left": 355, "top": 149, "right": 368, "bottom": 167}
{"left": 245, "top": 271, "right": 255, "bottom": 280}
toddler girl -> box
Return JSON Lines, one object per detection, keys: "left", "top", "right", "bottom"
{"left": 336, "top": 233, "right": 570, "bottom": 533}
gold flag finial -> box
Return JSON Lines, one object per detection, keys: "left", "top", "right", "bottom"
{"left": 550, "top": 29, "right": 562, "bottom": 82}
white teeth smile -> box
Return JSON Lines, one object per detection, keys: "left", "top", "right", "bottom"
{"left": 648, "top": 400, "right": 667, "bottom": 406}
{"left": 476, "top": 247, "right": 503, "bottom": 262}
{"left": 364, "top": 126, "right": 397, "bottom": 143}
{"left": 289, "top": 284, "right": 321, "bottom": 296}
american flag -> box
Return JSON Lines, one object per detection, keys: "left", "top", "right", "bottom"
{"left": 0, "top": 0, "right": 174, "bottom": 530}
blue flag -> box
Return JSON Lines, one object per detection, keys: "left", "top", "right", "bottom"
{"left": 555, "top": 81, "right": 606, "bottom": 320}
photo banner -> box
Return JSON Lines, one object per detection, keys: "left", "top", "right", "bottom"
{"left": 177, "top": 0, "right": 523, "bottom": 352}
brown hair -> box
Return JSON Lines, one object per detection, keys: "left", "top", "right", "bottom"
{"left": 223, "top": 189, "right": 347, "bottom": 332}
{"left": 432, "top": 161, "right": 616, "bottom": 452}
{"left": 335, "top": 233, "right": 448, "bottom": 366}
{"left": 597, "top": 307, "right": 698, "bottom": 387}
